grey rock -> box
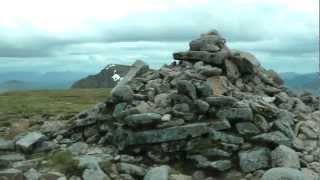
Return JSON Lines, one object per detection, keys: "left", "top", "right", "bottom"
{"left": 302, "top": 168, "right": 319, "bottom": 180}
{"left": 200, "top": 148, "right": 231, "bottom": 158}
{"left": 205, "top": 96, "right": 237, "bottom": 107}
{"left": 125, "top": 123, "right": 209, "bottom": 146}
{"left": 209, "top": 119, "right": 231, "bottom": 130}
{"left": 195, "top": 83, "right": 213, "bottom": 98}
{"left": 239, "top": 147, "right": 270, "bottom": 173}
{"left": 208, "top": 160, "right": 232, "bottom": 171}
{"left": 68, "top": 142, "right": 89, "bottom": 156}
{"left": 176, "top": 80, "right": 197, "bottom": 100}
{"left": 39, "top": 172, "right": 66, "bottom": 180}
{"left": 111, "top": 85, "right": 134, "bottom": 102}
{"left": 40, "top": 121, "right": 65, "bottom": 135}
{"left": 236, "top": 122, "right": 260, "bottom": 135}
{"left": 188, "top": 155, "right": 231, "bottom": 171}
{"left": 34, "top": 141, "right": 59, "bottom": 153}
{"left": 12, "top": 159, "right": 40, "bottom": 172}
{"left": 261, "top": 167, "right": 306, "bottom": 180}
{"left": 144, "top": 166, "right": 170, "bottom": 180}
{"left": 173, "top": 51, "right": 228, "bottom": 65}
{"left": 82, "top": 168, "right": 110, "bottom": 180}
{"left": 194, "top": 100, "right": 210, "bottom": 114}
{"left": 274, "top": 111, "right": 295, "bottom": 139}
{"left": 118, "top": 163, "right": 146, "bottom": 177}
{"left": 271, "top": 145, "right": 300, "bottom": 168}
{"left": 0, "top": 138, "right": 14, "bottom": 151}
{"left": 0, "top": 153, "right": 25, "bottom": 168}
{"left": 124, "top": 113, "right": 162, "bottom": 127}
{"left": 225, "top": 59, "right": 241, "bottom": 81}
{"left": 24, "top": 168, "right": 41, "bottom": 180}
{"left": 170, "top": 174, "right": 192, "bottom": 180}
{"left": 0, "top": 168, "right": 23, "bottom": 180}
{"left": 252, "top": 131, "right": 291, "bottom": 147}
{"left": 15, "top": 132, "right": 47, "bottom": 152}
{"left": 231, "top": 50, "right": 260, "bottom": 74}
{"left": 111, "top": 60, "right": 148, "bottom": 93}
{"left": 189, "top": 34, "right": 224, "bottom": 52}
{"left": 199, "top": 66, "right": 222, "bottom": 77}
{"left": 192, "top": 170, "right": 206, "bottom": 180}
{"left": 216, "top": 107, "right": 253, "bottom": 121}
{"left": 210, "top": 130, "right": 244, "bottom": 144}
{"left": 154, "top": 93, "right": 171, "bottom": 108}
{"left": 252, "top": 114, "right": 270, "bottom": 132}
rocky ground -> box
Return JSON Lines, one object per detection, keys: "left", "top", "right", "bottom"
{"left": 0, "top": 30, "right": 319, "bottom": 180}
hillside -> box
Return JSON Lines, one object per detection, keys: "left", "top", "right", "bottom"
{"left": 280, "top": 72, "right": 320, "bottom": 95}
{"left": 71, "top": 64, "right": 131, "bottom": 89}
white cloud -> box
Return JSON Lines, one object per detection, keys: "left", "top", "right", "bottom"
{"left": 0, "top": 0, "right": 318, "bottom": 73}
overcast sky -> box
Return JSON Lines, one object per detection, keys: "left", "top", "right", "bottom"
{"left": 0, "top": 0, "right": 318, "bottom": 74}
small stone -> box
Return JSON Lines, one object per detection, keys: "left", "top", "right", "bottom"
{"left": 271, "top": 145, "right": 300, "bottom": 168}
{"left": 176, "top": 80, "right": 197, "bottom": 100}
{"left": 161, "top": 114, "right": 172, "bottom": 121}
{"left": 239, "top": 147, "right": 270, "bottom": 173}
{"left": 144, "top": 166, "right": 170, "bottom": 180}
{"left": 236, "top": 122, "right": 260, "bottom": 135}
{"left": 124, "top": 113, "right": 162, "bottom": 127}
{"left": 261, "top": 167, "right": 306, "bottom": 180}
{"left": 194, "top": 100, "right": 210, "bottom": 114}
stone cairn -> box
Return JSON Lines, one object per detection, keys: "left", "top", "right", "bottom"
{"left": 1, "top": 30, "right": 319, "bottom": 180}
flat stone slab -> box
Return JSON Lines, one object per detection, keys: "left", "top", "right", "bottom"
{"left": 126, "top": 123, "right": 210, "bottom": 146}
{"left": 15, "top": 132, "right": 47, "bottom": 151}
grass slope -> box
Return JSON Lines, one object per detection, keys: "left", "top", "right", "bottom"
{"left": 0, "top": 88, "right": 111, "bottom": 125}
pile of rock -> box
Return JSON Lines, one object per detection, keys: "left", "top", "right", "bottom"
{"left": 0, "top": 30, "right": 319, "bottom": 180}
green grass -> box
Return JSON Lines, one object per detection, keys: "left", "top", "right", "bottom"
{"left": 0, "top": 88, "right": 111, "bottom": 124}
